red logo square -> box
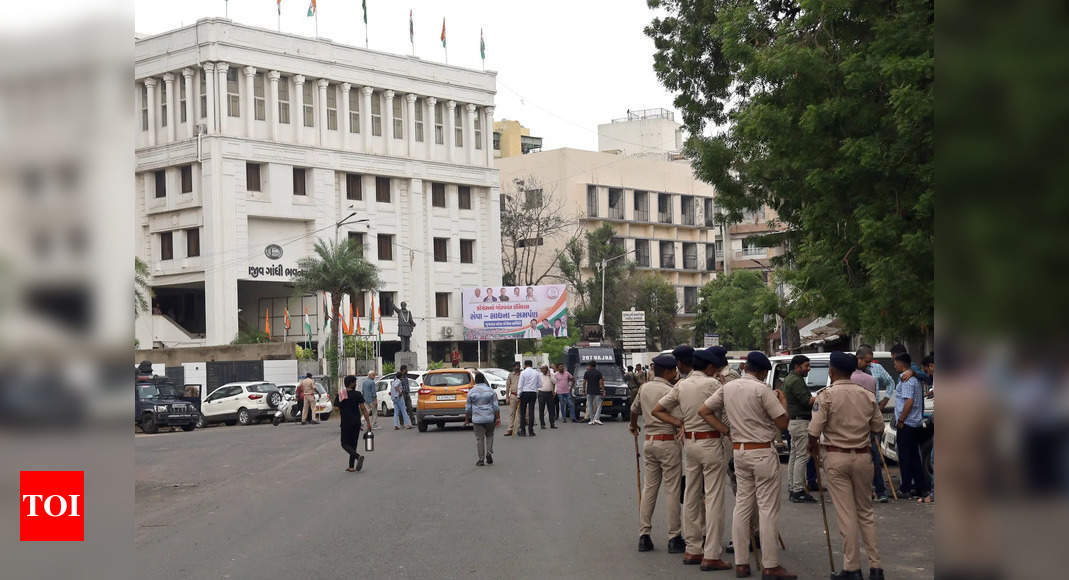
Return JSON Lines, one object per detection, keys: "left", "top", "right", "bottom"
{"left": 19, "top": 471, "right": 84, "bottom": 542}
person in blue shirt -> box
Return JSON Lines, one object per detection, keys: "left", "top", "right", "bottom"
{"left": 893, "top": 353, "right": 930, "bottom": 499}
{"left": 465, "top": 372, "right": 501, "bottom": 466}
{"left": 361, "top": 371, "right": 378, "bottom": 429}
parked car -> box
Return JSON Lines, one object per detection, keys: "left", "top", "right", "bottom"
{"left": 374, "top": 371, "right": 424, "bottom": 416}
{"left": 566, "top": 347, "right": 629, "bottom": 421}
{"left": 415, "top": 368, "right": 474, "bottom": 432}
{"left": 199, "top": 382, "right": 282, "bottom": 426}
{"left": 275, "top": 381, "right": 333, "bottom": 422}
{"left": 135, "top": 375, "right": 197, "bottom": 434}
{"left": 477, "top": 368, "right": 508, "bottom": 403}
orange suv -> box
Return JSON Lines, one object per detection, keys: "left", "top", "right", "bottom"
{"left": 415, "top": 369, "right": 474, "bottom": 432}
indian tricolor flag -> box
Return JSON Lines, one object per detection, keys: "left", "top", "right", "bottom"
{"left": 378, "top": 307, "right": 384, "bottom": 335}
{"left": 307, "top": 0, "right": 316, "bottom": 17}
{"left": 283, "top": 306, "right": 291, "bottom": 330}
{"left": 440, "top": 18, "right": 446, "bottom": 47}
{"left": 304, "top": 307, "right": 312, "bottom": 338}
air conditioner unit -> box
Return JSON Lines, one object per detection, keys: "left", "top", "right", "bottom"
{"left": 195, "top": 123, "right": 208, "bottom": 136}
{"left": 441, "top": 327, "right": 454, "bottom": 338}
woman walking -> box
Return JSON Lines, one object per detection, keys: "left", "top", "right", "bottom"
{"left": 336, "top": 375, "right": 373, "bottom": 472}
{"left": 465, "top": 372, "right": 500, "bottom": 466}
{"left": 391, "top": 365, "right": 414, "bottom": 430}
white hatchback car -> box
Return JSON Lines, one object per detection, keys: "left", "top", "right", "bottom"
{"left": 276, "top": 382, "right": 334, "bottom": 422}
{"left": 199, "top": 381, "right": 282, "bottom": 426}
{"left": 478, "top": 368, "right": 509, "bottom": 403}
{"left": 374, "top": 372, "right": 424, "bottom": 416}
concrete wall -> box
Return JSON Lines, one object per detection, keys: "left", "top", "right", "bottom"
{"left": 135, "top": 342, "right": 295, "bottom": 365}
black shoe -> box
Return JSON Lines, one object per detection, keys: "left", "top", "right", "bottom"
{"left": 790, "top": 491, "right": 817, "bottom": 503}
{"left": 726, "top": 541, "right": 734, "bottom": 554}
{"left": 830, "top": 571, "right": 863, "bottom": 580}
{"left": 529, "top": 430, "right": 536, "bottom": 437}
{"left": 355, "top": 455, "right": 365, "bottom": 472}
{"left": 869, "top": 568, "right": 885, "bottom": 580}
{"left": 667, "top": 535, "right": 685, "bottom": 553}
{"left": 486, "top": 453, "right": 493, "bottom": 465}
{"left": 638, "top": 534, "right": 653, "bottom": 552}
{"left": 551, "top": 424, "right": 558, "bottom": 429}
{"left": 476, "top": 459, "right": 485, "bottom": 466}
{"left": 518, "top": 430, "right": 527, "bottom": 437}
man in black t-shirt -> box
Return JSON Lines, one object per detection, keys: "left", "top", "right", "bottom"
{"left": 583, "top": 362, "right": 606, "bottom": 425}
{"left": 337, "top": 375, "right": 373, "bottom": 472}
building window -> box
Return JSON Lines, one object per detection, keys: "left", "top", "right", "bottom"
{"left": 154, "top": 170, "right": 166, "bottom": 198}
{"left": 681, "top": 196, "right": 695, "bottom": 225}
{"left": 454, "top": 107, "right": 463, "bottom": 147}
{"left": 179, "top": 79, "right": 187, "bottom": 123}
{"left": 199, "top": 70, "right": 207, "bottom": 119}
{"left": 458, "top": 186, "right": 472, "bottom": 210}
{"left": 180, "top": 165, "right": 192, "bottom": 193}
{"left": 414, "top": 98, "right": 424, "bottom": 142}
{"left": 160, "top": 82, "right": 167, "bottom": 127}
{"left": 660, "top": 241, "right": 675, "bottom": 269}
{"left": 742, "top": 238, "right": 766, "bottom": 257}
{"left": 524, "top": 188, "right": 543, "bottom": 209}
{"left": 634, "top": 191, "right": 649, "bottom": 221}
{"left": 493, "top": 132, "right": 501, "bottom": 151}
{"left": 658, "top": 193, "right": 673, "bottom": 223}
{"left": 347, "top": 232, "right": 364, "bottom": 255}
{"left": 375, "top": 176, "right": 391, "bottom": 203}
{"left": 345, "top": 173, "right": 362, "bottom": 200}
{"left": 460, "top": 239, "right": 474, "bottom": 263}
{"left": 392, "top": 97, "right": 403, "bottom": 139}
{"left": 348, "top": 89, "right": 359, "bottom": 133}
{"left": 302, "top": 82, "right": 314, "bottom": 127}
{"left": 370, "top": 93, "right": 382, "bottom": 137}
{"left": 140, "top": 85, "right": 149, "bottom": 130}
{"left": 186, "top": 228, "right": 200, "bottom": 257}
{"left": 226, "top": 67, "right": 240, "bottom": 117}
{"left": 254, "top": 72, "right": 266, "bottom": 121}
{"left": 706, "top": 244, "right": 717, "bottom": 271}
{"left": 352, "top": 291, "right": 366, "bottom": 317}
{"left": 432, "top": 183, "right": 446, "bottom": 207}
{"left": 278, "top": 77, "right": 290, "bottom": 124}
{"left": 635, "top": 239, "right": 650, "bottom": 267}
{"left": 608, "top": 188, "right": 623, "bottom": 219}
{"left": 160, "top": 231, "right": 173, "bottom": 261}
{"left": 293, "top": 167, "right": 307, "bottom": 196}
{"left": 435, "top": 293, "right": 450, "bottom": 317}
{"left": 433, "top": 238, "right": 449, "bottom": 262}
{"left": 377, "top": 234, "right": 393, "bottom": 261}
{"left": 516, "top": 237, "right": 543, "bottom": 248}
{"left": 434, "top": 102, "right": 444, "bottom": 144}
{"left": 703, "top": 198, "right": 715, "bottom": 226}
{"left": 683, "top": 242, "right": 698, "bottom": 269}
{"left": 586, "top": 185, "right": 598, "bottom": 217}
{"left": 684, "top": 287, "right": 698, "bottom": 313}
{"left": 246, "top": 162, "right": 261, "bottom": 192}
{"left": 379, "top": 292, "right": 396, "bottom": 316}
{"left": 474, "top": 113, "right": 483, "bottom": 150}
{"left": 326, "top": 85, "right": 337, "bottom": 130}
{"left": 744, "top": 207, "right": 763, "bottom": 224}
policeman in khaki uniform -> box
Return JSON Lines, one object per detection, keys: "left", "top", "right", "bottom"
{"left": 628, "top": 354, "right": 686, "bottom": 554}
{"left": 673, "top": 345, "right": 695, "bottom": 382}
{"left": 808, "top": 352, "right": 886, "bottom": 580}
{"left": 701, "top": 351, "right": 795, "bottom": 580}
{"left": 653, "top": 347, "right": 732, "bottom": 571}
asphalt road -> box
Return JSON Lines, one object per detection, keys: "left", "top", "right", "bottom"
{"left": 136, "top": 412, "right": 934, "bottom": 579}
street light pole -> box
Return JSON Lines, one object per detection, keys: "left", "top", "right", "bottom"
{"left": 598, "top": 249, "right": 636, "bottom": 327}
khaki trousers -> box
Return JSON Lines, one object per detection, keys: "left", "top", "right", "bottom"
{"left": 787, "top": 419, "right": 811, "bottom": 493}
{"left": 683, "top": 437, "right": 728, "bottom": 559}
{"left": 507, "top": 395, "right": 520, "bottom": 431}
{"left": 732, "top": 446, "right": 782, "bottom": 568}
{"left": 825, "top": 451, "right": 881, "bottom": 571}
{"left": 639, "top": 438, "right": 683, "bottom": 539}
{"left": 301, "top": 394, "right": 317, "bottom": 422}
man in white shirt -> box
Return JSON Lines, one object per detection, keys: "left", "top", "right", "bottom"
{"left": 516, "top": 360, "right": 542, "bottom": 437}
{"left": 522, "top": 319, "right": 541, "bottom": 339}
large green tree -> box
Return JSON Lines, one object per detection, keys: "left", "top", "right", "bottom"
{"left": 646, "top": 0, "right": 933, "bottom": 342}
{"left": 694, "top": 271, "right": 779, "bottom": 350}
{"left": 558, "top": 224, "right": 634, "bottom": 339}
{"left": 293, "top": 238, "right": 379, "bottom": 396}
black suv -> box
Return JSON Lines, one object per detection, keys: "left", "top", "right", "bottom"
{"left": 135, "top": 375, "right": 197, "bottom": 434}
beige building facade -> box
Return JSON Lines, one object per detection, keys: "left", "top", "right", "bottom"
{"left": 493, "top": 119, "right": 542, "bottom": 158}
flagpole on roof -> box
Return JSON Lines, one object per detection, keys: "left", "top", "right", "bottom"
{"left": 277, "top": 1, "right": 281, "bottom": 32}
{"left": 363, "top": 0, "right": 369, "bottom": 48}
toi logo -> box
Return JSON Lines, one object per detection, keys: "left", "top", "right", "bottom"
{"left": 19, "top": 471, "right": 84, "bottom": 542}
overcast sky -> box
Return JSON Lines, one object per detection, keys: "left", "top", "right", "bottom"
{"left": 132, "top": 0, "right": 680, "bottom": 151}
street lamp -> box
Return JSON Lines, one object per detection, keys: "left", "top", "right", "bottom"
{"left": 334, "top": 212, "right": 369, "bottom": 245}
{"left": 598, "top": 249, "right": 636, "bottom": 327}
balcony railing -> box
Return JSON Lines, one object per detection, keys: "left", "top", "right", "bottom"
{"left": 682, "top": 212, "right": 696, "bottom": 226}
{"left": 737, "top": 247, "right": 767, "bottom": 258}
{"left": 633, "top": 209, "right": 649, "bottom": 221}
{"left": 660, "top": 256, "right": 676, "bottom": 269}
{"left": 608, "top": 205, "right": 625, "bottom": 220}
{"left": 658, "top": 211, "right": 673, "bottom": 224}
{"left": 636, "top": 254, "right": 650, "bottom": 267}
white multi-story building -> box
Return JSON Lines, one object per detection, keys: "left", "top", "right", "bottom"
{"left": 135, "top": 19, "right": 502, "bottom": 367}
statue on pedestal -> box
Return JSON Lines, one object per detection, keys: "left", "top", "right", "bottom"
{"left": 394, "top": 301, "right": 416, "bottom": 352}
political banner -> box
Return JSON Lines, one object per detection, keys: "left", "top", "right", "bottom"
{"left": 462, "top": 284, "right": 568, "bottom": 340}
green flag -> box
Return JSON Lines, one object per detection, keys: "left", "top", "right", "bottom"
{"left": 362, "top": 0, "right": 367, "bottom": 24}
{"left": 480, "top": 28, "right": 485, "bottom": 60}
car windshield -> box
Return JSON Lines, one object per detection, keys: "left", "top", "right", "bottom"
{"left": 315, "top": 383, "right": 327, "bottom": 394}
{"left": 277, "top": 385, "right": 296, "bottom": 396}
{"left": 483, "top": 369, "right": 509, "bottom": 380}
{"left": 577, "top": 364, "right": 624, "bottom": 383}
{"left": 137, "top": 383, "right": 181, "bottom": 398}
{"left": 423, "top": 372, "right": 471, "bottom": 387}
{"left": 247, "top": 383, "right": 277, "bottom": 393}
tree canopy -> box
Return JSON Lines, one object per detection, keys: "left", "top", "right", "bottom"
{"left": 646, "top": 0, "right": 933, "bottom": 342}
{"left": 693, "top": 270, "right": 779, "bottom": 350}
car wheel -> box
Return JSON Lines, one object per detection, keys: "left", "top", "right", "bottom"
{"left": 181, "top": 424, "right": 195, "bottom": 431}
{"left": 224, "top": 420, "right": 237, "bottom": 426}
{"left": 237, "top": 408, "right": 251, "bottom": 425}
{"left": 437, "top": 422, "right": 445, "bottom": 430}
{"left": 417, "top": 419, "right": 428, "bottom": 432}
{"left": 381, "top": 402, "right": 390, "bottom": 417}
{"left": 267, "top": 391, "right": 282, "bottom": 409}
{"left": 195, "top": 413, "right": 206, "bottom": 429}
{"left": 141, "top": 413, "right": 158, "bottom": 434}
{"left": 320, "top": 413, "right": 330, "bottom": 421}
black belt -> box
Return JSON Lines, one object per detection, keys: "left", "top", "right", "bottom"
{"left": 792, "top": 415, "right": 812, "bottom": 421}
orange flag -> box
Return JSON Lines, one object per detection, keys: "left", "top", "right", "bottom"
{"left": 284, "top": 306, "right": 291, "bottom": 330}
{"left": 348, "top": 302, "right": 355, "bottom": 336}
{"left": 264, "top": 306, "right": 271, "bottom": 338}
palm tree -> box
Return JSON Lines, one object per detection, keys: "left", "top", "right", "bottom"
{"left": 135, "top": 257, "right": 152, "bottom": 317}
{"left": 292, "top": 238, "right": 380, "bottom": 396}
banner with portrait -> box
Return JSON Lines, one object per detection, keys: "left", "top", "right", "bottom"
{"left": 461, "top": 285, "right": 569, "bottom": 341}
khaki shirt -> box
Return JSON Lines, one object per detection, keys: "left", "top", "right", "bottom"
{"left": 808, "top": 379, "right": 884, "bottom": 449}
{"left": 505, "top": 371, "right": 520, "bottom": 397}
{"left": 630, "top": 377, "right": 680, "bottom": 436}
{"left": 704, "top": 374, "right": 786, "bottom": 443}
{"left": 658, "top": 369, "right": 722, "bottom": 432}
{"left": 299, "top": 377, "right": 316, "bottom": 397}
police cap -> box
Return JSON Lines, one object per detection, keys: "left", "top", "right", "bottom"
{"left": 672, "top": 345, "right": 695, "bottom": 365}
{"left": 704, "top": 347, "right": 728, "bottom": 368}
{"left": 829, "top": 351, "right": 858, "bottom": 373}
{"left": 745, "top": 351, "right": 772, "bottom": 371}
{"left": 652, "top": 354, "right": 677, "bottom": 369}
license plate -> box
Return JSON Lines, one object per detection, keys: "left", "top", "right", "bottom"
{"left": 436, "top": 395, "right": 456, "bottom": 401}
{"left": 603, "top": 400, "right": 613, "bottom": 406}
{"left": 315, "top": 406, "right": 325, "bottom": 411}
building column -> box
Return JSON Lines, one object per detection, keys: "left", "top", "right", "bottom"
{"left": 215, "top": 62, "right": 229, "bottom": 134}
{"left": 484, "top": 106, "right": 494, "bottom": 166}
{"left": 293, "top": 74, "right": 305, "bottom": 145}
{"left": 383, "top": 90, "right": 395, "bottom": 156}
{"left": 317, "top": 78, "right": 329, "bottom": 146}
{"left": 425, "top": 97, "right": 437, "bottom": 159}
{"left": 144, "top": 78, "right": 157, "bottom": 146}
{"left": 360, "top": 86, "right": 373, "bottom": 152}
{"left": 202, "top": 63, "right": 215, "bottom": 135}
{"left": 340, "top": 83, "right": 351, "bottom": 149}
{"left": 244, "top": 66, "right": 256, "bottom": 137}
{"left": 445, "top": 100, "right": 456, "bottom": 163}
{"left": 464, "top": 103, "right": 476, "bottom": 165}
{"left": 162, "top": 73, "right": 176, "bottom": 143}
{"left": 268, "top": 70, "right": 280, "bottom": 142}
{"left": 181, "top": 68, "right": 195, "bottom": 139}
{"left": 409, "top": 177, "right": 429, "bottom": 368}
{"left": 405, "top": 93, "right": 417, "bottom": 157}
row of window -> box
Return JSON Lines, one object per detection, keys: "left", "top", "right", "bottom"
{"left": 586, "top": 185, "right": 718, "bottom": 226}
{"left": 345, "top": 231, "right": 476, "bottom": 264}
{"left": 140, "top": 66, "right": 484, "bottom": 150}
{"left": 153, "top": 166, "right": 194, "bottom": 198}
{"left": 158, "top": 228, "right": 200, "bottom": 261}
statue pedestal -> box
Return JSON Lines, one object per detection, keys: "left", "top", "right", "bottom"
{"left": 394, "top": 351, "right": 419, "bottom": 373}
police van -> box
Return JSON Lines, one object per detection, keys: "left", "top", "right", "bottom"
{"left": 565, "top": 346, "right": 629, "bottom": 421}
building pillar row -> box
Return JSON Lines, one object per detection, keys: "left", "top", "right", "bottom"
{"left": 162, "top": 73, "right": 176, "bottom": 143}
{"left": 383, "top": 90, "right": 395, "bottom": 156}
{"left": 202, "top": 62, "right": 216, "bottom": 135}
{"left": 215, "top": 62, "right": 229, "bottom": 134}
{"left": 405, "top": 93, "right": 417, "bottom": 158}
{"left": 425, "top": 97, "right": 437, "bottom": 159}
{"left": 360, "top": 86, "right": 373, "bottom": 152}
{"left": 268, "top": 70, "right": 280, "bottom": 142}
{"left": 244, "top": 66, "right": 256, "bottom": 138}
{"left": 144, "top": 77, "right": 157, "bottom": 146}
{"left": 484, "top": 106, "right": 495, "bottom": 166}
{"left": 464, "top": 103, "right": 476, "bottom": 166}
{"left": 317, "top": 78, "right": 329, "bottom": 146}
{"left": 293, "top": 74, "right": 305, "bottom": 145}
{"left": 445, "top": 100, "right": 456, "bottom": 163}
{"left": 181, "top": 68, "right": 195, "bottom": 139}
{"left": 340, "top": 82, "right": 351, "bottom": 149}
